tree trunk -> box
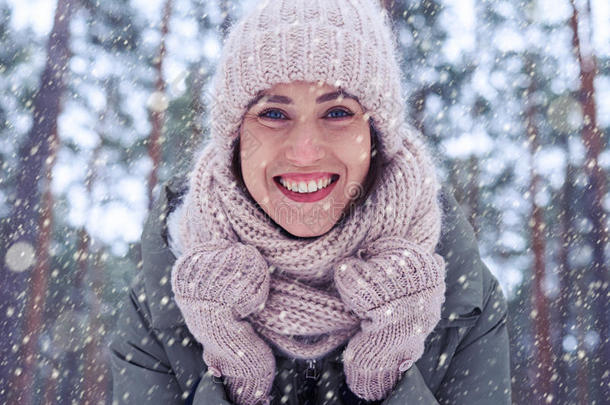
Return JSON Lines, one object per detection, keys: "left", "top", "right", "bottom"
{"left": 43, "top": 367, "right": 59, "bottom": 404}
{"left": 0, "top": 0, "right": 75, "bottom": 400}
{"left": 380, "top": 0, "right": 401, "bottom": 19}
{"left": 82, "top": 248, "right": 111, "bottom": 404}
{"left": 411, "top": 88, "right": 428, "bottom": 135}
{"left": 11, "top": 152, "right": 56, "bottom": 404}
{"left": 190, "top": 63, "right": 205, "bottom": 144}
{"left": 447, "top": 157, "right": 480, "bottom": 236}
{"left": 466, "top": 156, "right": 480, "bottom": 237}
{"left": 524, "top": 56, "right": 555, "bottom": 403}
{"left": 218, "top": 0, "right": 233, "bottom": 39}
{"left": 81, "top": 143, "right": 109, "bottom": 404}
{"left": 556, "top": 147, "right": 590, "bottom": 404}
{"left": 568, "top": 1, "right": 608, "bottom": 399}
{"left": 147, "top": 0, "right": 173, "bottom": 210}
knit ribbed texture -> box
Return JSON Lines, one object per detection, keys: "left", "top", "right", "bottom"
{"left": 208, "top": 0, "right": 406, "bottom": 165}
{"left": 335, "top": 237, "right": 446, "bottom": 400}
{"left": 171, "top": 136, "right": 445, "bottom": 403}
{"left": 171, "top": 243, "right": 276, "bottom": 405}
{"left": 170, "top": 1, "right": 446, "bottom": 404}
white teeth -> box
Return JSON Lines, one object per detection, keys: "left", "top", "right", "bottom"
{"left": 307, "top": 180, "right": 317, "bottom": 192}
{"left": 279, "top": 176, "right": 335, "bottom": 193}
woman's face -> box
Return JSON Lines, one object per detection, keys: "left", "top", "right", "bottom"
{"left": 240, "top": 81, "right": 371, "bottom": 237}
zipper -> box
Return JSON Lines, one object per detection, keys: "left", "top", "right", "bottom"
{"left": 295, "top": 358, "right": 320, "bottom": 404}
{"left": 305, "top": 359, "right": 319, "bottom": 380}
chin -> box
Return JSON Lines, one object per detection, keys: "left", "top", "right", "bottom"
{"left": 279, "top": 220, "right": 335, "bottom": 238}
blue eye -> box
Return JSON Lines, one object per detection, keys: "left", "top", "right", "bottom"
{"left": 259, "top": 109, "right": 286, "bottom": 120}
{"left": 326, "top": 109, "right": 353, "bottom": 119}
{"left": 258, "top": 108, "right": 353, "bottom": 120}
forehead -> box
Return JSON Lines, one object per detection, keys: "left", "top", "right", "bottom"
{"left": 247, "top": 81, "right": 360, "bottom": 109}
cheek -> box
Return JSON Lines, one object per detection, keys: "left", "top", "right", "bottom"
{"left": 240, "top": 129, "right": 276, "bottom": 191}
{"left": 240, "top": 128, "right": 261, "bottom": 167}
{"left": 356, "top": 153, "right": 371, "bottom": 182}
{"left": 345, "top": 132, "right": 371, "bottom": 178}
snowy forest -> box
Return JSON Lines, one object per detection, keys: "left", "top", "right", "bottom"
{"left": 0, "top": 0, "right": 608, "bottom": 403}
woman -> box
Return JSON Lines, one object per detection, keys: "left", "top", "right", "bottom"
{"left": 109, "top": 1, "right": 511, "bottom": 404}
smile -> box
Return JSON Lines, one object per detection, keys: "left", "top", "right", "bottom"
{"left": 273, "top": 174, "right": 340, "bottom": 203}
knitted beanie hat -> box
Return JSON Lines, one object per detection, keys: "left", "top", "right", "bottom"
{"left": 208, "top": 0, "right": 408, "bottom": 163}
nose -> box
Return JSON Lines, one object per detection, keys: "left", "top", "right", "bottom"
{"left": 284, "top": 121, "right": 326, "bottom": 165}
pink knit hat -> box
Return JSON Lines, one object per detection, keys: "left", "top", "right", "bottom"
{"left": 208, "top": 0, "right": 408, "bottom": 163}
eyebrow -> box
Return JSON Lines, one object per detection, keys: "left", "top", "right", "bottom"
{"left": 246, "top": 89, "right": 359, "bottom": 110}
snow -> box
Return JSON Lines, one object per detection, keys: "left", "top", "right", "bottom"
{"left": 590, "top": 0, "right": 610, "bottom": 56}
{"left": 1, "top": 0, "right": 609, "bottom": 402}
{"left": 5, "top": 0, "right": 55, "bottom": 36}
{"left": 441, "top": 129, "right": 494, "bottom": 158}
{"left": 58, "top": 102, "right": 100, "bottom": 149}
{"left": 441, "top": 0, "right": 476, "bottom": 63}
{"left": 595, "top": 75, "right": 610, "bottom": 126}
{"left": 4, "top": 241, "right": 36, "bottom": 273}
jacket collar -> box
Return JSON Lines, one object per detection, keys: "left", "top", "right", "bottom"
{"left": 142, "top": 177, "right": 483, "bottom": 331}
{"left": 435, "top": 185, "right": 484, "bottom": 327}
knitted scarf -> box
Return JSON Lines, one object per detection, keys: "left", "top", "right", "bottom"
{"left": 175, "top": 134, "right": 443, "bottom": 361}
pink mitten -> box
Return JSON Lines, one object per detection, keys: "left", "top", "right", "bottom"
{"left": 171, "top": 241, "right": 275, "bottom": 405}
{"left": 334, "top": 236, "right": 446, "bottom": 401}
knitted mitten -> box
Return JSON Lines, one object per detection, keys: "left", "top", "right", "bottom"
{"left": 334, "top": 236, "right": 446, "bottom": 401}
{"left": 171, "top": 241, "right": 275, "bottom": 405}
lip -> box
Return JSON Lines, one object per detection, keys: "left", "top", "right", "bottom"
{"left": 273, "top": 174, "right": 339, "bottom": 203}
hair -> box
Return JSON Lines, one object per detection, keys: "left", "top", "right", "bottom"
{"left": 230, "top": 121, "right": 383, "bottom": 240}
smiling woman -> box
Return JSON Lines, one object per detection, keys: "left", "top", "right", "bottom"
{"left": 237, "top": 81, "right": 374, "bottom": 237}
{"left": 232, "top": 101, "right": 383, "bottom": 240}
{"left": 109, "top": 1, "right": 511, "bottom": 404}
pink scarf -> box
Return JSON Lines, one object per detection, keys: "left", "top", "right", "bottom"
{"left": 174, "top": 135, "right": 444, "bottom": 360}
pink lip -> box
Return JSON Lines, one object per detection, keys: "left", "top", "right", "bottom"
{"left": 273, "top": 175, "right": 339, "bottom": 203}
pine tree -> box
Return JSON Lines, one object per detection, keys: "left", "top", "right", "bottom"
{"left": 524, "top": 54, "right": 555, "bottom": 402}
{"left": 568, "top": 2, "right": 608, "bottom": 398}
{"left": 1, "top": 2, "right": 76, "bottom": 402}
{"left": 147, "top": 0, "right": 173, "bottom": 209}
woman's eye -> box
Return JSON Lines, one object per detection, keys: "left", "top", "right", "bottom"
{"left": 326, "top": 109, "right": 353, "bottom": 119}
{"left": 259, "top": 109, "right": 287, "bottom": 120}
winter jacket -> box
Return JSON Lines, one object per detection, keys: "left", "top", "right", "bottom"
{"left": 109, "top": 175, "right": 512, "bottom": 404}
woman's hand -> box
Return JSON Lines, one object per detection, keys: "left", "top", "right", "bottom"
{"left": 171, "top": 242, "right": 275, "bottom": 405}
{"left": 334, "top": 236, "right": 446, "bottom": 401}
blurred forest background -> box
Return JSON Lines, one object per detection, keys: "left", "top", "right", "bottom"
{"left": 0, "top": 0, "right": 608, "bottom": 403}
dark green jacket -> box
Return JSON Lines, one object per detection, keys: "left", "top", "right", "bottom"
{"left": 109, "top": 177, "right": 511, "bottom": 404}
